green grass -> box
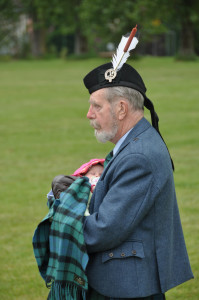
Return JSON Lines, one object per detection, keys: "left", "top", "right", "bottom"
{"left": 0, "top": 57, "right": 198, "bottom": 300}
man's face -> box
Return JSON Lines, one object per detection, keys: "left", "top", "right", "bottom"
{"left": 87, "top": 89, "right": 118, "bottom": 143}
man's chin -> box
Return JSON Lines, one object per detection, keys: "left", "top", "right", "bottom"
{"left": 94, "top": 130, "right": 114, "bottom": 143}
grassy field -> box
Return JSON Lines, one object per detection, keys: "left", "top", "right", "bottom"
{"left": 0, "top": 56, "right": 198, "bottom": 300}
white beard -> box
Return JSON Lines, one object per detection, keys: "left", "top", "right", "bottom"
{"left": 94, "top": 126, "right": 118, "bottom": 143}
{"left": 90, "top": 111, "right": 118, "bottom": 143}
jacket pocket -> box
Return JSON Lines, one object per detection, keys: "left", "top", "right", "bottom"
{"left": 102, "top": 240, "right": 145, "bottom": 263}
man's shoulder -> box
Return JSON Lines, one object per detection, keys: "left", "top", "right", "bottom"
{"left": 115, "top": 123, "right": 173, "bottom": 176}
{"left": 121, "top": 119, "right": 163, "bottom": 155}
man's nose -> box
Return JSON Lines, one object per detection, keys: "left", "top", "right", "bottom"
{"left": 87, "top": 107, "right": 95, "bottom": 119}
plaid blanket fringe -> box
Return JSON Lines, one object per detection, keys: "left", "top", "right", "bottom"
{"left": 48, "top": 281, "right": 87, "bottom": 300}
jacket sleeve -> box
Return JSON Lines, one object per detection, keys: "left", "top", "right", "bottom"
{"left": 83, "top": 153, "right": 159, "bottom": 253}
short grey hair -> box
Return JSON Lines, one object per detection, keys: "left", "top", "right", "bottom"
{"left": 105, "top": 86, "right": 144, "bottom": 111}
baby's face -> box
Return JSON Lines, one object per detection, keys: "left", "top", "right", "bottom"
{"left": 86, "top": 164, "right": 104, "bottom": 179}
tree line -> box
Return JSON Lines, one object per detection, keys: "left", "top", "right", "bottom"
{"left": 0, "top": 0, "right": 199, "bottom": 59}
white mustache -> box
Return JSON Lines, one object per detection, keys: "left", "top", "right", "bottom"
{"left": 90, "top": 120, "right": 101, "bottom": 130}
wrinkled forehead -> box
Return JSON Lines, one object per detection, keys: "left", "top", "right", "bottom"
{"left": 89, "top": 88, "right": 108, "bottom": 104}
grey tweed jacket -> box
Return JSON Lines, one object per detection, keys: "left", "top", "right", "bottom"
{"left": 83, "top": 117, "right": 193, "bottom": 298}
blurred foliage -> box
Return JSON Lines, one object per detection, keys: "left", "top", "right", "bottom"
{"left": 79, "top": 0, "right": 199, "bottom": 57}
{"left": 0, "top": 0, "right": 199, "bottom": 59}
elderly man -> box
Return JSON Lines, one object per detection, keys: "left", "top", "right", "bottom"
{"left": 82, "top": 63, "right": 193, "bottom": 300}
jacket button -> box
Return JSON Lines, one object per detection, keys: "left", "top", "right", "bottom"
{"left": 121, "top": 252, "right": 125, "bottom": 257}
{"left": 109, "top": 252, "right": 114, "bottom": 258}
{"left": 132, "top": 250, "right": 137, "bottom": 255}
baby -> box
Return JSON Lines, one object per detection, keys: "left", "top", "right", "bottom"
{"left": 85, "top": 165, "right": 104, "bottom": 192}
{"left": 72, "top": 158, "right": 104, "bottom": 192}
{"left": 48, "top": 159, "right": 105, "bottom": 214}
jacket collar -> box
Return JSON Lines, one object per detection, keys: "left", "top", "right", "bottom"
{"left": 101, "top": 117, "right": 151, "bottom": 179}
{"left": 115, "top": 117, "right": 151, "bottom": 157}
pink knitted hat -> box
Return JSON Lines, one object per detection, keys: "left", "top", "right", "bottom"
{"left": 72, "top": 159, "right": 105, "bottom": 177}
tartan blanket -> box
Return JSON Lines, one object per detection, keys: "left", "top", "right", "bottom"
{"left": 32, "top": 177, "right": 91, "bottom": 300}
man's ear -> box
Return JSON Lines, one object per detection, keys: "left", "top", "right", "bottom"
{"left": 117, "top": 100, "right": 128, "bottom": 120}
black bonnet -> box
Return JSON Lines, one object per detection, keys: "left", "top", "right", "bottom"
{"left": 84, "top": 63, "right": 146, "bottom": 96}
